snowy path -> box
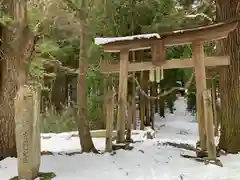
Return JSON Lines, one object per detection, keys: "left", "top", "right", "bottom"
{"left": 1, "top": 97, "right": 240, "bottom": 180}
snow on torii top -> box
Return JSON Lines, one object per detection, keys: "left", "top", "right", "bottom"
{"left": 94, "top": 20, "right": 238, "bottom": 52}
{"left": 94, "top": 33, "right": 160, "bottom": 45}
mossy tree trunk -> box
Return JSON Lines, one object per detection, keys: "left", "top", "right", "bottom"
{"left": 76, "top": 0, "right": 98, "bottom": 153}
{"left": 0, "top": 0, "right": 37, "bottom": 160}
{"left": 217, "top": 1, "right": 240, "bottom": 153}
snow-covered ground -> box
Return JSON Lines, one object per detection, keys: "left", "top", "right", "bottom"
{"left": 1, "top": 97, "right": 240, "bottom": 180}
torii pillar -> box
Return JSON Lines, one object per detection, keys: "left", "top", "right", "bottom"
{"left": 116, "top": 49, "right": 129, "bottom": 143}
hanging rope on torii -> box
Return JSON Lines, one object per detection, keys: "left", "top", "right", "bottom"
{"left": 135, "top": 73, "right": 194, "bottom": 100}
{"left": 110, "top": 72, "right": 193, "bottom": 102}
{"left": 133, "top": 72, "right": 219, "bottom": 100}
{"left": 112, "top": 71, "right": 217, "bottom": 100}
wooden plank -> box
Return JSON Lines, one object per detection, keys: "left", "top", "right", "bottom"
{"left": 139, "top": 71, "right": 147, "bottom": 130}
{"left": 150, "top": 82, "right": 156, "bottom": 130}
{"left": 211, "top": 80, "right": 218, "bottom": 136}
{"left": 116, "top": 49, "right": 129, "bottom": 143}
{"left": 203, "top": 89, "right": 216, "bottom": 159}
{"left": 139, "top": 53, "right": 145, "bottom": 130}
{"left": 99, "top": 21, "right": 237, "bottom": 52}
{"left": 105, "top": 89, "right": 114, "bottom": 152}
{"left": 131, "top": 51, "right": 136, "bottom": 130}
{"left": 126, "top": 97, "right": 133, "bottom": 141}
{"left": 151, "top": 39, "right": 165, "bottom": 66}
{"left": 100, "top": 56, "right": 229, "bottom": 74}
{"left": 192, "top": 41, "right": 207, "bottom": 151}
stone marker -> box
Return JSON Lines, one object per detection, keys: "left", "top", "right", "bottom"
{"left": 15, "top": 85, "right": 41, "bottom": 180}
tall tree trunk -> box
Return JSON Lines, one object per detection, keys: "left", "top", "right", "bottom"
{"left": 51, "top": 74, "right": 67, "bottom": 111}
{"left": 159, "top": 97, "right": 165, "bottom": 118}
{"left": 0, "top": 0, "right": 36, "bottom": 160}
{"left": 77, "top": 0, "right": 98, "bottom": 153}
{"left": 0, "top": 54, "right": 18, "bottom": 159}
{"left": 217, "top": 1, "right": 240, "bottom": 153}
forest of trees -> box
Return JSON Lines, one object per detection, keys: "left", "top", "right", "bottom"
{"left": 0, "top": 0, "right": 240, "bottom": 162}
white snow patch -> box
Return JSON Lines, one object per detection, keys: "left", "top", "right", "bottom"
{"left": 1, "top": 97, "right": 240, "bottom": 180}
{"left": 94, "top": 33, "right": 160, "bottom": 45}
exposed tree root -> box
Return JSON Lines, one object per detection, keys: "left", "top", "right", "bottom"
{"left": 125, "top": 138, "right": 134, "bottom": 143}
{"left": 160, "top": 142, "right": 197, "bottom": 152}
{"left": 41, "top": 143, "right": 133, "bottom": 156}
{"left": 181, "top": 154, "right": 223, "bottom": 167}
{"left": 159, "top": 141, "right": 224, "bottom": 157}
{"left": 41, "top": 151, "right": 81, "bottom": 156}
{"left": 112, "top": 142, "right": 134, "bottom": 151}
{"left": 41, "top": 151, "right": 54, "bottom": 155}
{"left": 9, "top": 172, "right": 56, "bottom": 180}
{"left": 159, "top": 141, "right": 224, "bottom": 167}
{"left": 113, "top": 136, "right": 142, "bottom": 143}
{"left": 41, "top": 147, "right": 100, "bottom": 156}
{"left": 87, "top": 147, "right": 100, "bottom": 154}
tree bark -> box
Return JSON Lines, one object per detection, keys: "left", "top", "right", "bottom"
{"left": 51, "top": 74, "right": 67, "bottom": 111}
{"left": 139, "top": 71, "right": 145, "bottom": 130}
{"left": 0, "top": 54, "right": 18, "bottom": 160}
{"left": 159, "top": 97, "right": 165, "bottom": 118}
{"left": 217, "top": 1, "right": 240, "bottom": 153}
{"left": 0, "top": 0, "right": 36, "bottom": 160}
{"left": 77, "top": 0, "right": 98, "bottom": 153}
{"left": 150, "top": 82, "right": 156, "bottom": 129}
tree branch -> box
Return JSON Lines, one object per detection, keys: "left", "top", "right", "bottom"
{"left": 63, "top": 0, "right": 84, "bottom": 19}
{"left": 185, "top": 13, "right": 213, "bottom": 22}
{"left": 33, "top": 0, "right": 55, "bottom": 34}
{"left": 64, "top": 0, "right": 81, "bottom": 12}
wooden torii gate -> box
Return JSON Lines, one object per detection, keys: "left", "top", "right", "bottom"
{"left": 95, "top": 19, "right": 238, "bottom": 157}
